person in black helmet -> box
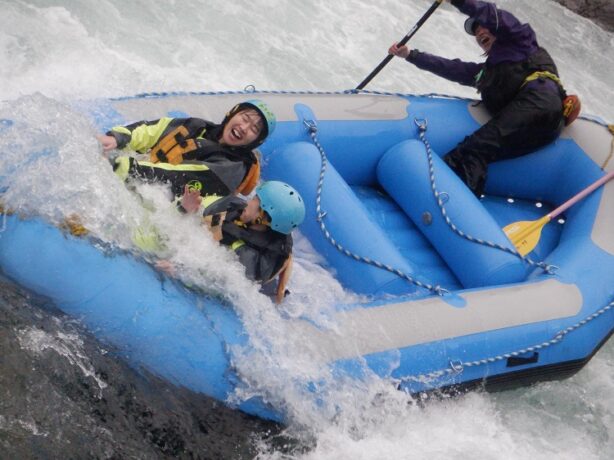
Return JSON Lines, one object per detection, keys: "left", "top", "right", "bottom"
{"left": 97, "top": 99, "right": 277, "bottom": 208}
{"left": 389, "top": 0, "right": 575, "bottom": 196}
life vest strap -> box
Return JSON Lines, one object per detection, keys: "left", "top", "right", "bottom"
{"left": 236, "top": 157, "right": 260, "bottom": 195}
{"left": 522, "top": 70, "right": 563, "bottom": 88}
{"left": 150, "top": 126, "right": 196, "bottom": 164}
{"left": 230, "top": 239, "right": 246, "bottom": 251}
{"left": 523, "top": 71, "right": 582, "bottom": 126}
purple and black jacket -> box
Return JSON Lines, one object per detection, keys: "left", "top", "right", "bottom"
{"left": 407, "top": 0, "right": 562, "bottom": 114}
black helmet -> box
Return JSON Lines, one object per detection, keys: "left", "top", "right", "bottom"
{"left": 464, "top": 17, "right": 479, "bottom": 35}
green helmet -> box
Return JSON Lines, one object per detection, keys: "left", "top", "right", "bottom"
{"left": 244, "top": 99, "right": 276, "bottom": 138}
{"left": 222, "top": 99, "right": 276, "bottom": 147}
{"left": 256, "top": 181, "right": 305, "bottom": 235}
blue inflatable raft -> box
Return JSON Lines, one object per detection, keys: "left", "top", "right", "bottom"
{"left": 1, "top": 90, "right": 613, "bottom": 422}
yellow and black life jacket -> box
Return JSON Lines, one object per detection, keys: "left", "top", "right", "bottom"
{"left": 148, "top": 125, "right": 260, "bottom": 195}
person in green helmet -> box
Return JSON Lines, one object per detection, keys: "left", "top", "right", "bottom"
{"left": 181, "top": 180, "right": 306, "bottom": 304}
{"left": 97, "top": 99, "right": 277, "bottom": 208}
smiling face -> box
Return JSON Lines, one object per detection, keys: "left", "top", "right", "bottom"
{"left": 475, "top": 25, "right": 496, "bottom": 53}
{"left": 220, "top": 108, "right": 265, "bottom": 147}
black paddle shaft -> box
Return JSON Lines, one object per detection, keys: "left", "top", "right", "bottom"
{"left": 355, "top": 0, "right": 444, "bottom": 90}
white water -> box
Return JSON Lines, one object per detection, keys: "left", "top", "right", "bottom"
{"left": 1, "top": 1, "right": 613, "bottom": 458}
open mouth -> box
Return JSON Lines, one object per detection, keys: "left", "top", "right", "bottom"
{"left": 478, "top": 35, "right": 492, "bottom": 47}
{"left": 231, "top": 127, "right": 243, "bottom": 141}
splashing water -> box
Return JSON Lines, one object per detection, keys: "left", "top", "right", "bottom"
{"left": 1, "top": 0, "right": 613, "bottom": 458}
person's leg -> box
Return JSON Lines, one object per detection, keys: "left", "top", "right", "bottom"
{"left": 444, "top": 88, "right": 563, "bottom": 195}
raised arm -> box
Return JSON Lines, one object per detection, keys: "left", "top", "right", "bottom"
{"left": 407, "top": 50, "right": 482, "bottom": 87}
{"left": 103, "top": 117, "right": 176, "bottom": 152}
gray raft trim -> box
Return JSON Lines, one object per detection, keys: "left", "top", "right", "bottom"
{"left": 289, "top": 279, "right": 582, "bottom": 363}
{"left": 110, "top": 93, "right": 411, "bottom": 124}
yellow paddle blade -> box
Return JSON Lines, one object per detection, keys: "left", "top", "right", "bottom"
{"left": 503, "top": 215, "right": 551, "bottom": 256}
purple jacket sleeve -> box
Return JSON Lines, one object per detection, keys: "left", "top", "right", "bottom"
{"left": 407, "top": 51, "right": 482, "bottom": 88}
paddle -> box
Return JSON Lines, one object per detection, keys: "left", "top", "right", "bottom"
{"left": 355, "top": 0, "right": 444, "bottom": 90}
{"left": 504, "top": 169, "right": 614, "bottom": 256}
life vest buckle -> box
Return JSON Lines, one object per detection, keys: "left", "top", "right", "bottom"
{"left": 174, "top": 132, "right": 188, "bottom": 148}
{"left": 150, "top": 126, "right": 195, "bottom": 164}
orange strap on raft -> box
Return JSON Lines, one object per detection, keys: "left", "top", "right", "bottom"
{"left": 60, "top": 214, "right": 89, "bottom": 237}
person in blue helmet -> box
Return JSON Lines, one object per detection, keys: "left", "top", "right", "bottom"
{"left": 388, "top": 0, "right": 578, "bottom": 196}
{"left": 97, "top": 99, "right": 277, "bottom": 207}
{"left": 180, "top": 180, "right": 306, "bottom": 304}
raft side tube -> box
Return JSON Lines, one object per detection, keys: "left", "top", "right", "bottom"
{"left": 265, "top": 141, "right": 425, "bottom": 297}
{"left": 377, "top": 140, "right": 528, "bottom": 288}
{"left": 0, "top": 216, "right": 282, "bottom": 421}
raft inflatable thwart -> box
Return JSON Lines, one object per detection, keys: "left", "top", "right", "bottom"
{"left": 1, "top": 91, "right": 613, "bottom": 422}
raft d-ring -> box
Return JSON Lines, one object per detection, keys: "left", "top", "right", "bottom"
{"left": 414, "top": 118, "right": 428, "bottom": 131}
{"left": 449, "top": 360, "right": 464, "bottom": 374}
{"left": 303, "top": 119, "right": 318, "bottom": 133}
{"left": 434, "top": 286, "right": 450, "bottom": 297}
{"left": 244, "top": 84, "right": 256, "bottom": 92}
{"left": 437, "top": 191, "right": 449, "bottom": 204}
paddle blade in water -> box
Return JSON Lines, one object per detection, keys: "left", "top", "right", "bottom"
{"left": 503, "top": 215, "right": 551, "bottom": 256}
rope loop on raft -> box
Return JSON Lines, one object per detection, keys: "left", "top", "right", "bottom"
{"left": 303, "top": 117, "right": 449, "bottom": 297}
{"left": 303, "top": 119, "right": 318, "bottom": 134}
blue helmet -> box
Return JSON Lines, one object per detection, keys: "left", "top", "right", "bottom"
{"left": 256, "top": 181, "right": 305, "bottom": 235}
